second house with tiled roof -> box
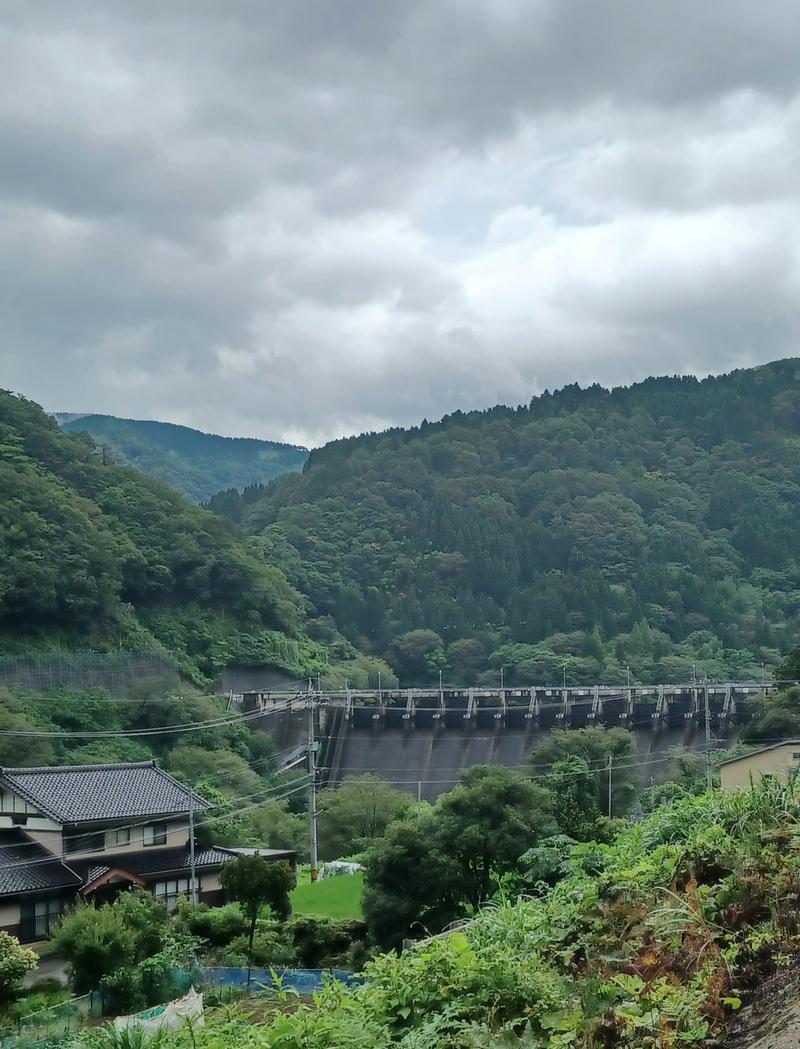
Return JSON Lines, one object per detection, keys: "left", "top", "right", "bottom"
{"left": 0, "top": 761, "right": 294, "bottom": 942}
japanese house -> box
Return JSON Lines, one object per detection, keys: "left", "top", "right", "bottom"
{"left": 0, "top": 762, "right": 294, "bottom": 941}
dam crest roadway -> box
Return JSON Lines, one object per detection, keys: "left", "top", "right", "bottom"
{"left": 235, "top": 681, "right": 773, "bottom": 726}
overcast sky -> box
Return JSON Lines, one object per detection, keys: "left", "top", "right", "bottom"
{"left": 2, "top": 2, "right": 800, "bottom": 446}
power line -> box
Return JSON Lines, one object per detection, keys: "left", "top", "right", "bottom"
{"left": 0, "top": 724, "right": 312, "bottom": 863}
{"left": 0, "top": 701, "right": 296, "bottom": 739}
{"left": 0, "top": 736, "right": 752, "bottom": 869}
{"left": 18, "top": 752, "right": 674, "bottom": 867}
{"left": 339, "top": 749, "right": 727, "bottom": 787}
{"left": 19, "top": 694, "right": 230, "bottom": 706}
{"left": 0, "top": 735, "right": 744, "bottom": 877}
{"left": 0, "top": 778, "right": 312, "bottom": 875}
{"left": 0, "top": 770, "right": 311, "bottom": 861}
{"left": 318, "top": 739, "right": 721, "bottom": 775}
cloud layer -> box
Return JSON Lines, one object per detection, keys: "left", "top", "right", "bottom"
{"left": 2, "top": 1, "right": 800, "bottom": 445}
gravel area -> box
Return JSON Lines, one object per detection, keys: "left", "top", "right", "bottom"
{"left": 726, "top": 966, "right": 800, "bottom": 1048}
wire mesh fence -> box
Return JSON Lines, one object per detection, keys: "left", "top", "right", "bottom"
{"left": 0, "top": 968, "right": 360, "bottom": 1047}
{"left": 0, "top": 650, "right": 179, "bottom": 695}
{"left": 0, "top": 993, "right": 90, "bottom": 1048}
{"left": 201, "top": 966, "right": 359, "bottom": 993}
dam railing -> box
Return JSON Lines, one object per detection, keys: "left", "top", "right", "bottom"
{"left": 232, "top": 680, "right": 781, "bottom": 727}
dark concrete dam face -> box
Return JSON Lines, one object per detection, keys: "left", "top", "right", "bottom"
{"left": 259, "top": 708, "right": 739, "bottom": 801}
{"left": 326, "top": 722, "right": 738, "bottom": 800}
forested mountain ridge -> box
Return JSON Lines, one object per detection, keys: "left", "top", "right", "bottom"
{"left": 211, "top": 358, "right": 800, "bottom": 686}
{"left": 56, "top": 413, "right": 307, "bottom": 502}
{"left": 0, "top": 392, "right": 322, "bottom": 683}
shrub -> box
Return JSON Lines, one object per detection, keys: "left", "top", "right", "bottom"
{"left": 54, "top": 891, "right": 167, "bottom": 994}
{"left": 25, "top": 977, "right": 64, "bottom": 996}
{"left": 226, "top": 926, "right": 297, "bottom": 968}
{"left": 182, "top": 903, "right": 247, "bottom": 947}
{"left": 287, "top": 915, "right": 363, "bottom": 968}
{"left": 0, "top": 932, "right": 38, "bottom": 1005}
{"left": 5, "top": 988, "right": 69, "bottom": 1022}
{"left": 99, "top": 968, "right": 142, "bottom": 1015}
{"left": 54, "top": 906, "right": 135, "bottom": 995}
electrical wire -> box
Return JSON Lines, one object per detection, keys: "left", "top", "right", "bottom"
{"left": 8, "top": 775, "right": 310, "bottom": 850}
{"left": 366, "top": 750, "right": 727, "bottom": 786}
{"left": 0, "top": 700, "right": 297, "bottom": 739}
{"left": 0, "top": 778, "right": 312, "bottom": 875}
{"left": 316, "top": 738, "right": 720, "bottom": 772}
{"left": 0, "top": 726, "right": 312, "bottom": 863}
{"left": 0, "top": 732, "right": 758, "bottom": 876}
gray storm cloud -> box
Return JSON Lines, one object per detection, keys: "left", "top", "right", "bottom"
{"left": 1, "top": 0, "right": 800, "bottom": 445}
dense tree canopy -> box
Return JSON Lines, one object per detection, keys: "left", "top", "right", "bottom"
{"left": 0, "top": 391, "right": 322, "bottom": 682}
{"left": 318, "top": 774, "right": 412, "bottom": 861}
{"left": 213, "top": 360, "right": 800, "bottom": 685}
{"left": 530, "top": 727, "right": 640, "bottom": 817}
{"left": 362, "top": 765, "right": 557, "bottom": 949}
{"left": 741, "top": 684, "right": 800, "bottom": 743}
{"left": 59, "top": 414, "right": 307, "bottom": 503}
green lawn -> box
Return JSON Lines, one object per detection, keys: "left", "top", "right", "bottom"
{"left": 290, "top": 871, "right": 364, "bottom": 920}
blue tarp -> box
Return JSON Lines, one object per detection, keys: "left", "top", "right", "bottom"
{"left": 201, "top": 967, "right": 359, "bottom": 994}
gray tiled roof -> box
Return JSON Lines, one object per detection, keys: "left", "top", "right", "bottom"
{"left": 76, "top": 844, "right": 236, "bottom": 886}
{"left": 0, "top": 762, "right": 211, "bottom": 823}
{"left": 0, "top": 830, "right": 81, "bottom": 896}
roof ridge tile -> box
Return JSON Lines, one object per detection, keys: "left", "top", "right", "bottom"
{"left": 1, "top": 761, "right": 155, "bottom": 774}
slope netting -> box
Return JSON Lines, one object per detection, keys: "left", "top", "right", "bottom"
{"left": 0, "top": 650, "right": 179, "bottom": 695}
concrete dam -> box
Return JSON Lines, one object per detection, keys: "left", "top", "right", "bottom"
{"left": 235, "top": 682, "right": 770, "bottom": 799}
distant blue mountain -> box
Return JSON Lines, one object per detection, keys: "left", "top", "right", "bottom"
{"left": 56, "top": 413, "right": 307, "bottom": 502}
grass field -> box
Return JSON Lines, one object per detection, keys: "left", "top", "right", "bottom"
{"left": 290, "top": 870, "right": 364, "bottom": 920}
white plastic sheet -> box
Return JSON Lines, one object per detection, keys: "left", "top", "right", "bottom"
{"left": 113, "top": 987, "right": 204, "bottom": 1039}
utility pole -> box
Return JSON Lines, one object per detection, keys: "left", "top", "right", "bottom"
{"left": 308, "top": 690, "right": 319, "bottom": 882}
{"left": 188, "top": 801, "right": 198, "bottom": 905}
{"left": 417, "top": 780, "right": 422, "bottom": 820}
{"left": 704, "top": 683, "right": 713, "bottom": 790}
{"left": 607, "top": 753, "right": 613, "bottom": 818}
{"left": 563, "top": 664, "right": 567, "bottom": 689}
{"left": 500, "top": 666, "right": 504, "bottom": 691}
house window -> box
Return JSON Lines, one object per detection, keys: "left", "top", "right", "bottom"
{"left": 143, "top": 823, "right": 168, "bottom": 847}
{"left": 108, "top": 827, "right": 131, "bottom": 848}
{"left": 152, "top": 878, "right": 192, "bottom": 911}
{"left": 65, "top": 830, "right": 105, "bottom": 854}
{"left": 22, "top": 897, "right": 64, "bottom": 939}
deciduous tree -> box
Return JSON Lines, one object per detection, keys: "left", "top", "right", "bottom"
{"left": 220, "top": 856, "right": 295, "bottom": 979}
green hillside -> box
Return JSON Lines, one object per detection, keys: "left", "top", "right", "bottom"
{"left": 1, "top": 392, "right": 321, "bottom": 683}
{"left": 57, "top": 413, "right": 307, "bottom": 502}
{"left": 210, "top": 358, "right": 800, "bottom": 685}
